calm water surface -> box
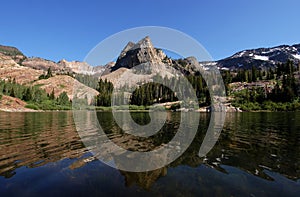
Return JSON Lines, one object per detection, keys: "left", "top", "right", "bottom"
{"left": 0, "top": 111, "right": 299, "bottom": 196}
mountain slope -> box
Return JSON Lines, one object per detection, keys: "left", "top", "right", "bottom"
{"left": 0, "top": 46, "right": 100, "bottom": 111}
{"left": 33, "top": 75, "right": 99, "bottom": 102}
{"left": 0, "top": 53, "right": 43, "bottom": 84}
{"left": 214, "top": 44, "right": 300, "bottom": 70}
{"left": 0, "top": 95, "right": 37, "bottom": 112}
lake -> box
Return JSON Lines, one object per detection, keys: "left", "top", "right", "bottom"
{"left": 0, "top": 111, "right": 299, "bottom": 196}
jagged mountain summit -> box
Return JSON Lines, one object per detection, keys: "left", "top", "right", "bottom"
{"left": 102, "top": 36, "right": 177, "bottom": 87}
{"left": 1, "top": 38, "right": 300, "bottom": 82}
{"left": 112, "top": 36, "right": 168, "bottom": 71}
{"left": 109, "top": 37, "right": 300, "bottom": 73}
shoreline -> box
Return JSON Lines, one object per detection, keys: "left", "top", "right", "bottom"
{"left": 1, "top": 108, "right": 299, "bottom": 113}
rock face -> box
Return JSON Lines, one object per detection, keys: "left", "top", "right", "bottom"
{"left": 102, "top": 36, "right": 179, "bottom": 88}
{"left": 112, "top": 36, "right": 166, "bottom": 71}
{"left": 22, "top": 57, "right": 63, "bottom": 72}
{"left": 22, "top": 58, "right": 105, "bottom": 76}
{"left": 0, "top": 53, "right": 43, "bottom": 84}
{"left": 58, "top": 59, "right": 105, "bottom": 75}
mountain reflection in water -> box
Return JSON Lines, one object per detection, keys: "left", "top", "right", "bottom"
{"left": 0, "top": 111, "right": 299, "bottom": 196}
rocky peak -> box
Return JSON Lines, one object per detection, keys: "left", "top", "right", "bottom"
{"left": 132, "top": 36, "right": 153, "bottom": 50}
{"left": 112, "top": 36, "right": 166, "bottom": 71}
{"left": 119, "top": 42, "right": 135, "bottom": 59}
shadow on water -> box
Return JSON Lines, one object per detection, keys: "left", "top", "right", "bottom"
{"left": 0, "top": 111, "right": 300, "bottom": 196}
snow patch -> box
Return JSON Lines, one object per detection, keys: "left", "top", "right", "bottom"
{"left": 292, "top": 54, "right": 300, "bottom": 60}
{"left": 202, "top": 62, "right": 217, "bottom": 66}
{"left": 220, "top": 67, "right": 229, "bottom": 71}
{"left": 267, "top": 47, "right": 280, "bottom": 53}
{"left": 233, "top": 51, "right": 246, "bottom": 58}
{"left": 253, "top": 55, "right": 269, "bottom": 61}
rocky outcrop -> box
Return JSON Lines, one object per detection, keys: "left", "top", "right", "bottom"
{"left": 112, "top": 36, "right": 167, "bottom": 71}
{"left": 22, "top": 57, "right": 63, "bottom": 72}
{"left": 58, "top": 59, "right": 105, "bottom": 75}
{"left": 102, "top": 37, "right": 179, "bottom": 88}
{"left": 22, "top": 58, "right": 105, "bottom": 76}
{"left": 0, "top": 53, "right": 43, "bottom": 84}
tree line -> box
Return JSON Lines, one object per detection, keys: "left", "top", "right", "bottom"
{"left": 0, "top": 78, "right": 71, "bottom": 110}
{"left": 94, "top": 60, "right": 299, "bottom": 111}
{"left": 227, "top": 60, "right": 300, "bottom": 110}
{"left": 94, "top": 74, "right": 210, "bottom": 107}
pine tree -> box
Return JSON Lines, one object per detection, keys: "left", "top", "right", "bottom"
{"left": 57, "top": 91, "right": 70, "bottom": 105}
{"left": 10, "top": 87, "right": 15, "bottom": 97}
{"left": 46, "top": 67, "right": 53, "bottom": 78}
{"left": 49, "top": 88, "right": 55, "bottom": 100}
{"left": 23, "top": 88, "right": 32, "bottom": 101}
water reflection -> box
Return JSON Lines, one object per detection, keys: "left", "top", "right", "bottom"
{"left": 0, "top": 112, "right": 87, "bottom": 178}
{"left": 0, "top": 111, "right": 300, "bottom": 196}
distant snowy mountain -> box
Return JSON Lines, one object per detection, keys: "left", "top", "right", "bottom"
{"left": 207, "top": 44, "right": 300, "bottom": 70}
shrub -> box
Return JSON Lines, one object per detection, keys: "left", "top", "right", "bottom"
{"left": 170, "top": 103, "right": 180, "bottom": 111}
{"left": 25, "top": 104, "right": 39, "bottom": 110}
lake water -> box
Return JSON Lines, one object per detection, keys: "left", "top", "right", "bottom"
{"left": 0, "top": 111, "right": 299, "bottom": 196}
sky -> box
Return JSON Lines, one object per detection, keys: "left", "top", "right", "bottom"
{"left": 1, "top": 0, "right": 300, "bottom": 64}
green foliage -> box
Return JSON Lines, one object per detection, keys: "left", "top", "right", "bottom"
{"left": 95, "top": 106, "right": 112, "bottom": 111}
{"left": 130, "top": 81, "right": 178, "bottom": 106}
{"left": 49, "top": 89, "right": 55, "bottom": 100}
{"left": 128, "top": 105, "right": 146, "bottom": 110}
{"left": 170, "top": 103, "right": 181, "bottom": 111}
{"left": 227, "top": 60, "right": 299, "bottom": 111}
{"left": 232, "top": 99, "right": 300, "bottom": 112}
{"left": 128, "top": 75, "right": 209, "bottom": 106}
{"left": 96, "top": 79, "right": 113, "bottom": 106}
{"left": 38, "top": 67, "right": 53, "bottom": 80}
{"left": 0, "top": 79, "right": 27, "bottom": 100}
{"left": 25, "top": 104, "right": 39, "bottom": 110}
{"left": 75, "top": 74, "right": 99, "bottom": 89}
{"left": 57, "top": 91, "right": 70, "bottom": 106}
{"left": 0, "top": 79, "right": 71, "bottom": 110}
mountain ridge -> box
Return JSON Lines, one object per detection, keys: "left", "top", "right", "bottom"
{"left": 1, "top": 39, "right": 300, "bottom": 74}
{"left": 1, "top": 37, "right": 300, "bottom": 112}
{"left": 213, "top": 43, "right": 300, "bottom": 70}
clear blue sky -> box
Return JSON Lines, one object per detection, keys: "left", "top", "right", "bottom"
{"left": 1, "top": 0, "right": 299, "bottom": 63}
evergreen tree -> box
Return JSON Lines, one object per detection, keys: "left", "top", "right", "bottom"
{"left": 46, "top": 67, "right": 53, "bottom": 78}
{"left": 9, "top": 87, "right": 15, "bottom": 97}
{"left": 23, "top": 88, "right": 32, "bottom": 101}
{"left": 49, "top": 88, "right": 55, "bottom": 100}
{"left": 57, "top": 91, "right": 70, "bottom": 105}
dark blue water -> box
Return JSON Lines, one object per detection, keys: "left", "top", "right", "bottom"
{"left": 0, "top": 112, "right": 299, "bottom": 196}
